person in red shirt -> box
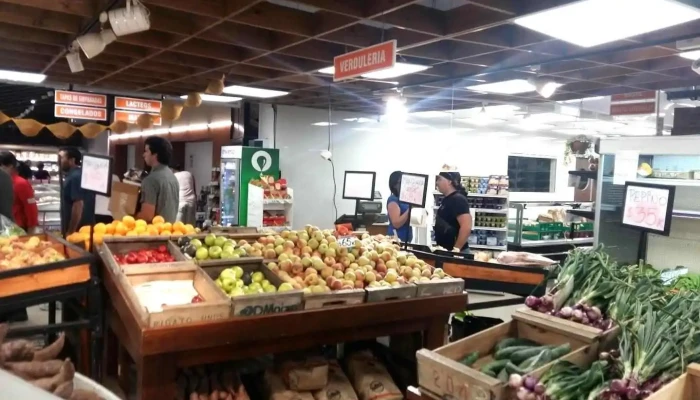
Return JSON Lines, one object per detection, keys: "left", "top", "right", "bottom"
{"left": 0, "top": 152, "right": 38, "bottom": 233}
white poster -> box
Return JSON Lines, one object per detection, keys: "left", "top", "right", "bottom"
{"left": 343, "top": 172, "right": 375, "bottom": 200}
{"left": 399, "top": 173, "right": 427, "bottom": 207}
{"left": 81, "top": 154, "right": 112, "bottom": 195}
{"left": 613, "top": 150, "right": 640, "bottom": 185}
{"left": 247, "top": 184, "right": 264, "bottom": 228}
{"left": 622, "top": 184, "right": 672, "bottom": 233}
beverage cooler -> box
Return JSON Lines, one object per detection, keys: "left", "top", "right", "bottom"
{"left": 219, "top": 146, "right": 279, "bottom": 227}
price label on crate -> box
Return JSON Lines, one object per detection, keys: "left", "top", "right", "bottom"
{"left": 337, "top": 236, "right": 357, "bottom": 248}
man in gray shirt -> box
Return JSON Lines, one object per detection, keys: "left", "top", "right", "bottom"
{"left": 137, "top": 136, "right": 179, "bottom": 223}
{"left": 0, "top": 168, "right": 13, "bottom": 222}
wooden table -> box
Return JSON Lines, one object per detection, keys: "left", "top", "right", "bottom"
{"left": 102, "top": 262, "right": 467, "bottom": 399}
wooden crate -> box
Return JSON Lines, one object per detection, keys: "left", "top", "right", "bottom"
{"left": 416, "top": 311, "right": 591, "bottom": 400}
{"left": 303, "top": 289, "right": 366, "bottom": 310}
{"left": 514, "top": 307, "right": 619, "bottom": 346}
{"left": 366, "top": 284, "right": 417, "bottom": 302}
{"left": 415, "top": 278, "right": 465, "bottom": 297}
{"left": 100, "top": 239, "right": 189, "bottom": 273}
{"left": 199, "top": 259, "right": 303, "bottom": 316}
{"left": 0, "top": 233, "right": 93, "bottom": 298}
{"left": 647, "top": 364, "right": 700, "bottom": 400}
{"left": 118, "top": 267, "right": 231, "bottom": 328}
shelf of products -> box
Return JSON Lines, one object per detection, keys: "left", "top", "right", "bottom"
{"left": 508, "top": 201, "right": 595, "bottom": 250}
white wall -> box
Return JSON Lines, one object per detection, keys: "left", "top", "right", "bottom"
{"left": 185, "top": 141, "right": 213, "bottom": 195}
{"left": 260, "top": 105, "right": 574, "bottom": 229}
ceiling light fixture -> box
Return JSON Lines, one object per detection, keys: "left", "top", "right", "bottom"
{"left": 30, "top": 99, "right": 36, "bottom": 104}
{"left": 384, "top": 96, "right": 408, "bottom": 123}
{"left": 311, "top": 122, "right": 337, "bottom": 126}
{"left": 102, "top": 0, "right": 150, "bottom": 37}
{"left": 109, "top": 120, "right": 233, "bottom": 141}
{"left": 76, "top": 29, "right": 117, "bottom": 59}
{"left": 66, "top": 42, "right": 84, "bottom": 73}
{"left": 466, "top": 79, "right": 535, "bottom": 94}
{"left": 0, "top": 69, "right": 46, "bottom": 83}
{"left": 180, "top": 94, "right": 242, "bottom": 103}
{"left": 222, "top": 85, "right": 288, "bottom": 98}
{"left": 528, "top": 76, "right": 562, "bottom": 98}
{"left": 679, "top": 50, "right": 700, "bottom": 60}
{"left": 514, "top": 0, "right": 700, "bottom": 48}
{"left": 318, "top": 62, "right": 430, "bottom": 79}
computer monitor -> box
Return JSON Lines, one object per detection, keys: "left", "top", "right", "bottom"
{"left": 342, "top": 171, "right": 376, "bottom": 201}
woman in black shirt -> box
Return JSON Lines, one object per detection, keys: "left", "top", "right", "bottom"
{"left": 434, "top": 172, "right": 472, "bottom": 251}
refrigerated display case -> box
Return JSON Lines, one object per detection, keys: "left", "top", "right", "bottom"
{"left": 34, "top": 182, "right": 61, "bottom": 233}
{"left": 219, "top": 157, "right": 240, "bottom": 226}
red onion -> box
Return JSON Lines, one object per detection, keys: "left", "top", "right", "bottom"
{"left": 540, "top": 295, "right": 553, "bottom": 307}
{"left": 509, "top": 374, "right": 523, "bottom": 388}
{"left": 559, "top": 306, "right": 573, "bottom": 318}
{"left": 627, "top": 387, "right": 640, "bottom": 399}
{"left": 525, "top": 296, "right": 541, "bottom": 309}
{"left": 610, "top": 379, "right": 627, "bottom": 393}
{"left": 534, "top": 383, "right": 545, "bottom": 394}
{"left": 524, "top": 376, "right": 537, "bottom": 391}
{"left": 572, "top": 309, "right": 584, "bottom": 322}
{"left": 581, "top": 316, "right": 590, "bottom": 325}
{"left": 516, "top": 387, "right": 529, "bottom": 400}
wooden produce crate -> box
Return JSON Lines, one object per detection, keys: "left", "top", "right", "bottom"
{"left": 365, "top": 284, "right": 417, "bottom": 302}
{"left": 199, "top": 258, "right": 303, "bottom": 316}
{"left": 100, "top": 239, "right": 188, "bottom": 273}
{"left": 0, "top": 233, "right": 93, "bottom": 298}
{"left": 172, "top": 234, "right": 263, "bottom": 267}
{"left": 415, "top": 278, "right": 465, "bottom": 297}
{"left": 514, "top": 308, "right": 619, "bottom": 346}
{"left": 118, "top": 266, "right": 230, "bottom": 328}
{"left": 416, "top": 312, "right": 591, "bottom": 400}
{"left": 647, "top": 364, "right": 700, "bottom": 400}
{"left": 303, "top": 289, "right": 366, "bottom": 310}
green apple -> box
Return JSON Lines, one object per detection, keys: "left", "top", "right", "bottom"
{"left": 219, "top": 269, "right": 236, "bottom": 280}
{"left": 248, "top": 282, "right": 262, "bottom": 292}
{"left": 263, "top": 285, "right": 276, "bottom": 293}
{"left": 195, "top": 247, "right": 209, "bottom": 260}
{"left": 232, "top": 266, "right": 244, "bottom": 279}
{"left": 190, "top": 238, "right": 203, "bottom": 248}
{"left": 252, "top": 271, "right": 264, "bottom": 283}
{"left": 221, "top": 277, "right": 235, "bottom": 293}
{"left": 208, "top": 245, "right": 222, "bottom": 259}
{"left": 278, "top": 282, "right": 294, "bottom": 292}
{"left": 261, "top": 279, "right": 271, "bottom": 288}
{"left": 204, "top": 234, "right": 216, "bottom": 247}
{"left": 229, "top": 287, "right": 245, "bottom": 297}
{"left": 221, "top": 248, "right": 235, "bottom": 259}
{"left": 235, "top": 279, "right": 244, "bottom": 288}
{"left": 215, "top": 278, "right": 224, "bottom": 288}
{"left": 214, "top": 236, "right": 226, "bottom": 247}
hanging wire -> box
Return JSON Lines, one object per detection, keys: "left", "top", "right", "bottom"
{"left": 327, "top": 84, "right": 338, "bottom": 221}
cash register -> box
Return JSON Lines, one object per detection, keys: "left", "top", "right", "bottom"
{"left": 334, "top": 191, "right": 388, "bottom": 230}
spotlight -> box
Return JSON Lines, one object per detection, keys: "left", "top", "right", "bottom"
{"left": 102, "top": 0, "right": 150, "bottom": 37}
{"left": 66, "top": 42, "right": 84, "bottom": 73}
{"left": 320, "top": 150, "right": 332, "bottom": 161}
{"left": 528, "top": 76, "right": 561, "bottom": 98}
{"left": 383, "top": 96, "right": 407, "bottom": 123}
{"left": 76, "top": 29, "right": 117, "bottom": 59}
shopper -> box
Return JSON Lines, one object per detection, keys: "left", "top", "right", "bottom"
{"left": 59, "top": 147, "right": 96, "bottom": 235}
{"left": 386, "top": 171, "right": 412, "bottom": 242}
{"left": 138, "top": 136, "right": 179, "bottom": 223}
{"left": 17, "top": 162, "right": 32, "bottom": 180}
{"left": 173, "top": 164, "right": 196, "bottom": 225}
{"left": 434, "top": 171, "right": 472, "bottom": 252}
{"left": 0, "top": 168, "right": 12, "bottom": 222}
{"left": 33, "top": 162, "right": 51, "bottom": 181}
{"left": 0, "top": 152, "right": 38, "bottom": 233}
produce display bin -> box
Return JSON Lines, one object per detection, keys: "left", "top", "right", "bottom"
{"left": 0, "top": 233, "right": 94, "bottom": 298}
{"left": 303, "top": 288, "right": 366, "bottom": 309}
{"left": 199, "top": 258, "right": 303, "bottom": 316}
{"left": 513, "top": 308, "right": 619, "bottom": 346}
{"left": 416, "top": 311, "right": 591, "bottom": 400}
{"left": 117, "top": 266, "right": 231, "bottom": 328}
{"left": 646, "top": 364, "right": 700, "bottom": 400}
{"left": 365, "top": 284, "right": 417, "bottom": 302}
{"left": 100, "top": 239, "right": 188, "bottom": 273}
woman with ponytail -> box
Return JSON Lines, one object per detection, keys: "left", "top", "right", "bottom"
{"left": 434, "top": 172, "right": 472, "bottom": 252}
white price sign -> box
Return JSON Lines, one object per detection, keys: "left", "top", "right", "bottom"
{"left": 399, "top": 172, "right": 428, "bottom": 207}
{"left": 622, "top": 183, "right": 675, "bottom": 235}
{"left": 80, "top": 154, "right": 113, "bottom": 196}
{"left": 337, "top": 236, "right": 357, "bottom": 248}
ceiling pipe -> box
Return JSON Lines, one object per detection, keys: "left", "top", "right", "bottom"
{"left": 378, "top": 31, "right": 700, "bottom": 96}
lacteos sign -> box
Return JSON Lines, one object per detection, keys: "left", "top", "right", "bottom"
{"left": 622, "top": 182, "right": 675, "bottom": 235}
{"left": 114, "top": 96, "right": 162, "bottom": 113}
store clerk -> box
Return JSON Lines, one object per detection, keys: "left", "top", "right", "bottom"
{"left": 0, "top": 152, "right": 38, "bottom": 233}
{"left": 434, "top": 172, "right": 472, "bottom": 252}
{"left": 387, "top": 171, "right": 412, "bottom": 242}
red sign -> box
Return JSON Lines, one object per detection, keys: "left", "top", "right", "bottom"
{"left": 114, "top": 96, "right": 162, "bottom": 113}
{"left": 610, "top": 102, "right": 656, "bottom": 116}
{"left": 55, "top": 105, "right": 107, "bottom": 121}
{"left": 55, "top": 90, "right": 107, "bottom": 108}
{"left": 333, "top": 40, "right": 396, "bottom": 82}
{"left": 114, "top": 110, "right": 162, "bottom": 126}
{"left": 611, "top": 91, "right": 656, "bottom": 102}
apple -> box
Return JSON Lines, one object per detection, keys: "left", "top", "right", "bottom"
{"left": 354, "top": 280, "right": 364, "bottom": 289}
{"left": 196, "top": 247, "right": 209, "bottom": 260}
{"left": 252, "top": 271, "right": 264, "bottom": 283}
{"left": 280, "top": 259, "right": 293, "bottom": 273}
{"left": 263, "top": 285, "right": 277, "bottom": 293}
{"left": 305, "top": 274, "right": 319, "bottom": 286}
{"left": 385, "top": 270, "right": 398, "bottom": 283}
{"left": 325, "top": 248, "right": 336, "bottom": 258}
{"left": 344, "top": 270, "right": 356, "bottom": 281}
{"left": 422, "top": 269, "right": 432, "bottom": 278}
{"left": 321, "top": 266, "right": 334, "bottom": 279}
{"left": 278, "top": 282, "right": 294, "bottom": 292}
{"left": 406, "top": 257, "right": 418, "bottom": 267}
{"left": 204, "top": 234, "right": 216, "bottom": 247}
{"left": 292, "top": 263, "right": 304, "bottom": 276}
{"left": 333, "top": 270, "right": 344, "bottom": 279}
{"left": 190, "top": 238, "right": 203, "bottom": 248}
{"left": 318, "top": 243, "right": 329, "bottom": 254}
{"left": 221, "top": 277, "right": 235, "bottom": 292}
{"left": 357, "top": 256, "right": 370, "bottom": 267}
{"left": 301, "top": 256, "right": 312, "bottom": 267}
{"left": 365, "top": 271, "right": 377, "bottom": 282}
{"left": 308, "top": 238, "right": 319, "bottom": 250}
{"left": 312, "top": 256, "right": 325, "bottom": 271}
{"left": 229, "top": 287, "right": 245, "bottom": 297}
{"left": 278, "top": 253, "right": 290, "bottom": 262}
{"left": 376, "top": 264, "right": 388, "bottom": 274}
{"left": 324, "top": 256, "right": 335, "bottom": 267}
{"left": 305, "top": 267, "right": 317, "bottom": 277}
{"left": 354, "top": 269, "right": 365, "bottom": 282}
{"left": 264, "top": 249, "right": 277, "bottom": 259}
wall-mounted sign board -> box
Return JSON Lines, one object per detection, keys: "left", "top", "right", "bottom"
{"left": 114, "top": 96, "right": 162, "bottom": 113}
{"left": 55, "top": 90, "right": 107, "bottom": 108}
{"left": 81, "top": 153, "right": 113, "bottom": 196}
{"left": 114, "top": 110, "right": 162, "bottom": 126}
{"left": 54, "top": 105, "right": 107, "bottom": 121}
{"left": 621, "top": 181, "right": 675, "bottom": 236}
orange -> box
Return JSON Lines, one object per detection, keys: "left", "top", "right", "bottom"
{"left": 161, "top": 230, "right": 172, "bottom": 236}
{"left": 135, "top": 219, "right": 147, "bottom": 229}
{"left": 93, "top": 223, "right": 107, "bottom": 235}
{"left": 162, "top": 222, "right": 172, "bottom": 233}
{"left": 152, "top": 215, "right": 165, "bottom": 225}
{"left": 79, "top": 226, "right": 91, "bottom": 235}
{"left": 138, "top": 231, "right": 150, "bottom": 236}
{"left": 153, "top": 223, "right": 164, "bottom": 233}
{"left": 122, "top": 215, "right": 136, "bottom": 230}
{"left": 173, "top": 221, "right": 185, "bottom": 233}
{"left": 184, "top": 224, "right": 195, "bottom": 234}
{"left": 147, "top": 226, "right": 159, "bottom": 236}
{"left": 115, "top": 222, "right": 128, "bottom": 236}
{"left": 126, "top": 230, "right": 137, "bottom": 236}
{"left": 105, "top": 223, "right": 115, "bottom": 235}
{"left": 135, "top": 226, "right": 146, "bottom": 234}
{"left": 171, "top": 232, "right": 182, "bottom": 237}
{"left": 93, "top": 233, "right": 104, "bottom": 246}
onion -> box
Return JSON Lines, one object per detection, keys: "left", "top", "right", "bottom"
{"left": 611, "top": 379, "right": 628, "bottom": 393}
{"left": 610, "top": 349, "right": 620, "bottom": 358}
{"left": 599, "top": 351, "right": 610, "bottom": 360}
{"left": 524, "top": 376, "right": 537, "bottom": 391}
{"left": 516, "top": 387, "right": 529, "bottom": 400}
{"left": 572, "top": 309, "right": 584, "bottom": 322}
{"left": 525, "top": 392, "right": 536, "bottom": 400}
{"left": 534, "top": 383, "right": 545, "bottom": 394}
{"left": 582, "top": 303, "right": 591, "bottom": 312}
{"left": 559, "top": 306, "right": 573, "bottom": 318}
{"left": 509, "top": 374, "right": 523, "bottom": 388}
{"left": 525, "top": 296, "right": 541, "bottom": 308}
{"left": 627, "top": 387, "right": 640, "bottom": 399}
{"left": 581, "top": 316, "right": 590, "bottom": 325}
{"left": 540, "top": 295, "right": 553, "bottom": 307}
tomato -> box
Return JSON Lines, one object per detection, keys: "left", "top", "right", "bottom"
{"left": 136, "top": 255, "right": 148, "bottom": 264}
{"left": 125, "top": 254, "right": 138, "bottom": 264}
{"left": 158, "top": 245, "right": 168, "bottom": 254}
{"left": 164, "top": 255, "right": 174, "bottom": 262}
{"left": 191, "top": 295, "right": 204, "bottom": 303}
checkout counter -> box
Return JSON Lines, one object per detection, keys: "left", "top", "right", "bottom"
{"left": 334, "top": 194, "right": 390, "bottom": 236}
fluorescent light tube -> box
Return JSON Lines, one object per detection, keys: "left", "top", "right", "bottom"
{"left": 679, "top": 50, "right": 700, "bottom": 60}
{"left": 318, "top": 62, "right": 430, "bottom": 79}
{"left": 514, "top": 0, "right": 700, "bottom": 48}
{"left": 311, "top": 122, "right": 337, "bottom": 126}
{"left": 0, "top": 69, "right": 46, "bottom": 83}
{"left": 222, "top": 85, "right": 288, "bottom": 98}
{"left": 180, "top": 94, "right": 241, "bottom": 103}
{"left": 466, "top": 79, "right": 535, "bottom": 94}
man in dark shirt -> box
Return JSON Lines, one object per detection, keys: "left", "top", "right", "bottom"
{"left": 434, "top": 172, "right": 473, "bottom": 251}
{"left": 59, "top": 147, "right": 95, "bottom": 235}
{"left": 34, "top": 162, "right": 51, "bottom": 181}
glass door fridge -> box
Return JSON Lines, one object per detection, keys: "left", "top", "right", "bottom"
{"left": 220, "top": 156, "right": 240, "bottom": 226}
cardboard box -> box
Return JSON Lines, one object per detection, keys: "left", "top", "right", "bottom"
{"left": 109, "top": 181, "right": 140, "bottom": 220}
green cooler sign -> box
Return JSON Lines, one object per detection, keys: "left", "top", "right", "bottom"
{"left": 239, "top": 147, "right": 279, "bottom": 225}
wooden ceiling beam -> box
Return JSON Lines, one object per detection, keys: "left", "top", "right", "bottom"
{"left": 373, "top": 5, "right": 445, "bottom": 37}
{"left": 0, "top": 3, "right": 83, "bottom": 34}
{"left": 201, "top": 22, "right": 278, "bottom": 52}
{"left": 0, "top": 22, "right": 67, "bottom": 46}
{"left": 0, "top": 0, "right": 94, "bottom": 18}
{"left": 295, "top": 0, "right": 364, "bottom": 17}
{"left": 141, "top": 0, "right": 226, "bottom": 18}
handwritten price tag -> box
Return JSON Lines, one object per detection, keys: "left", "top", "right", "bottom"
{"left": 80, "top": 154, "right": 112, "bottom": 195}
{"left": 622, "top": 184, "right": 672, "bottom": 233}
{"left": 337, "top": 236, "right": 357, "bottom": 248}
{"left": 399, "top": 172, "right": 427, "bottom": 207}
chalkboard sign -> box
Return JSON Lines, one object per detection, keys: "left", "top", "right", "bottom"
{"left": 621, "top": 181, "right": 675, "bottom": 236}
{"left": 80, "top": 153, "right": 113, "bottom": 196}
{"left": 399, "top": 172, "right": 428, "bottom": 208}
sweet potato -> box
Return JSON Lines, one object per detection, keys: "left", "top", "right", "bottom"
{"left": 33, "top": 334, "right": 65, "bottom": 361}
{"left": 1, "top": 339, "right": 35, "bottom": 362}
{"left": 53, "top": 380, "right": 74, "bottom": 399}
{"left": 70, "top": 389, "right": 103, "bottom": 400}
{"left": 6, "top": 359, "right": 64, "bottom": 380}
{"left": 30, "top": 359, "right": 75, "bottom": 392}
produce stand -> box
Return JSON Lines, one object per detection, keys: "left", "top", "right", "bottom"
{"left": 99, "top": 248, "right": 467, "bottom": 399}
{"left": 647, "top": 363, "right": 700, "bottom": 399}
{"left": 0, "top": 233, "right": 102, "bottom": 379}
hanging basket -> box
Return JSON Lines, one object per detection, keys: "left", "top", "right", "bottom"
{"left": 184, "top": 92, "right": 202, "bottom": 108}
{"left": 79, "top": 123, "right": 107, "bottom": 138}
{"left": 161, "top": 101, "right": 184, "bottom": 121}
{"left": 46, "top": 122, "right": 75, "bottom": 139}
{"left": 205, "top": 75, "right": 225, "bottom": 95}
{"left": 14, "top": 118, "right": 44, "bottom": 137}
{"left": 110, "top": 120, "right": 129, "bottom": 134}
{"left": 569, "top": 140, "right": 591, "bottom": 155}
{"left": 136, "top": 113, "right": 154, "bottom": 130}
